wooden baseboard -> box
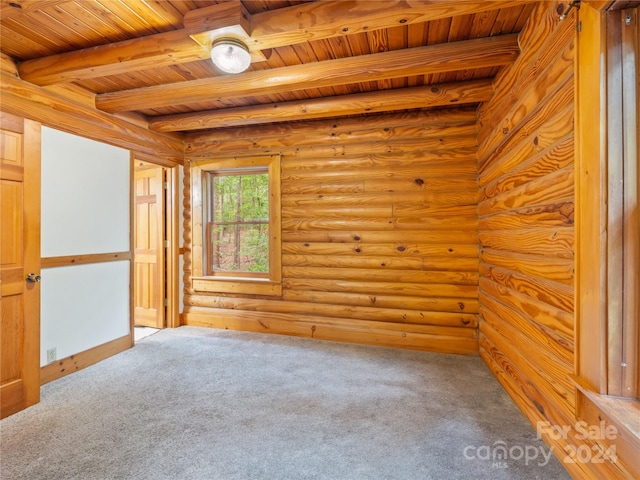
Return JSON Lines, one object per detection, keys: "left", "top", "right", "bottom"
{"left": 183, "top": 311, "right": 479, "bottom": 355}
{"left": 40, "top": 335, "right": 132, "bottom": 385}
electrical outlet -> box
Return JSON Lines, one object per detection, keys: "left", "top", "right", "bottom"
{"left": 46, "top": 347, "right": 57, "bottom": 364}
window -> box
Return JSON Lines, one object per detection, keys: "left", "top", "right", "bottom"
{"left": 575, "top": 5, "right": 639, "bottom": 477}
{"left": 189, "top": 155, "right": 281, "bottom": 296}
{"left": 205, "top": 170, "right": 269, "bottom": 276}
{"left": 577, "top": 4, "right": 639, "bottom": 400}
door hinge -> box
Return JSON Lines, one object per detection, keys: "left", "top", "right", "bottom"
{"left": 163, "top": 181, "right": 168, "bottom": 189}
{"left": 164, "top": 298, "right": 169, "bottom": 307}
{"left": 164, "top": 240, "right": 169, "bottom": 248}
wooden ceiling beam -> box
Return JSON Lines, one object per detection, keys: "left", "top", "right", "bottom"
{"left": 0, "top": 68, "right": 183, "bottom": 165}
{"left": 246, "top": 0, "right": 536, "bottom": 50}
{"left": 18, "top": 30, "right": 211, "bottom": 86}
{"left": 96, "top": 34, "right": 518, "bottom": 114}
{"left": 184, "top": 107, "right": 479, "bottom": 152}
{"left": 16, "top": 1, "right": 245, "bottom": 86}
{"left": 148, "top": 79, "right": 494, "bottom": 132}
{"left": 184, "top": 107, "right": 478, "bottom": 146}
{"left": 17, "top": 0, "right": 529, "bottom": 86}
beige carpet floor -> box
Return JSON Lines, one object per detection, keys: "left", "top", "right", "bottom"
{"left": 0, "top": 326, "right": 570, "bottom": 480}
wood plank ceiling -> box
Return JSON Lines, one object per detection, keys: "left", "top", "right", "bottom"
{"left": 0, "top": 0, "right": 538, "bottom": 136}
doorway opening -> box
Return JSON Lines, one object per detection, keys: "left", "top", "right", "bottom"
{"left": 133, "top": 161, "right": 166, "bottom": 332}
{"left": 134, "top": 326, "right": 160, "bottom": 341}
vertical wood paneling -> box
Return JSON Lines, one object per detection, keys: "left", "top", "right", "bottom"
{"left": 477, "top": 3, "right": 629, "bottom": 478}
{"left": 183, "top": 109, "right": 480, "bottom": 354}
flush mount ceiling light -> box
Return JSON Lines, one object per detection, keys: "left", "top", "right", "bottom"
{"left": 210, "top": 38, "right": 251, "bottom": 74}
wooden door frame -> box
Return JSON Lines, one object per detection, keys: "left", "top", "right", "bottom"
{"left": 130, "top": 155, "right": 181, "bottom": 341}
{"left": 165, "top": 164, "right": 181, "bottom": 328}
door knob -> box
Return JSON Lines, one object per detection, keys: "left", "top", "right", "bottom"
{"left": 26, "top": 273, "right": 41, "bottom": 283}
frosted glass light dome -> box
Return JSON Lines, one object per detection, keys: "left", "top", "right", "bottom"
{"left": 210, "top": 38, "right": 251, "bottom": 74}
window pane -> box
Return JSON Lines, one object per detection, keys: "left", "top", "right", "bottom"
{"left": 212, "top": 174, "right": 268, "bottom": 223}
{"left": 211, "top": 223, "right": 269, "bottom": 273}
{"left": 208, "top": 171, "right": 270, "bottom": 274}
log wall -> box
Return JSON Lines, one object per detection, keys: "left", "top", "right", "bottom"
{"left": 183, "top": 108, "right": 480, "bottom": 354}
{"left": 0, "top": 54, "right": 183, "bottom": 166}
{"left": 477, "top": 2, "right": 626, "bottom": 478}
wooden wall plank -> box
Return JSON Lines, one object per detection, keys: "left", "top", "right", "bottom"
{"left": 282, "top": 242, "right": 478, "bottom": 258}
{"left": 477, "top": 1, "right": 636, "bottom": 477}
{"left": 282, "top": 253, "right": 478, "bottom": 272}
{"left": 478, "top": 25, "right": 575, "bottom": 147}
{"left": 187, "top": 135, "right": 479, "bottom": 159}
{"left": 281, "top": 229, "right": 478, "bottom": 244}
{"left": 479, "top": 103, "right": 575, "bottom": 185}
{"left": 478, "top": 73, "right": 574, "bottom": 166}
{"left": 283, "top": 266, "right": 478, "bottom": 285}
{"left": 0, "top": 60, "right": 183, "bottom": 166}
{"left": 479, "top": 289, "right": 573, "bottom": 365}
{"left": 477, "top": 0, "right": 569, "bottom": 130}
{"left": 480, "top": 278, "right": 573, "bottom": 344}
{"left": 480, "top": 248, "right": 574, "bottom": 285}
{"left": 282, "top": 290, "right": 479, "bottom": 315}
{"left": 478, "top": 134, "right": 574, "bottom": 201}
{"left": 478, "top": 201, "right": 574, "bottom": 229}
{"left": 184, "top": 108, "right": 480, "bottom": 355}
{"left": 282, "top": 191, "right": 478, "bottom": 208}
{"left": 478, "top": 227, "right": 574, "bottom": 258}
{"left": 183, "top": 309, "right": 478, "bottom": 355}
{"left": 479, "top": 342, "right": 623, "bottom": 480}
{"left": 284, "top": 278, "right": 478, "bottom": 299}
{"left": 479, "top": 263, "right": 574, "bottom": 313}
{"left": 280, "top": 149, "right": 479, "bottom": 171}
{"left": 480, "top": 325, "right": 575, "bottom": 415}
{"left": 186, "top": 294, "right": 478, "bottom": 329}
{"left": 478, "top": 166, "right": 574, "bottom": 216}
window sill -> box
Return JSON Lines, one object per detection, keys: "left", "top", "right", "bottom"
{"left": 572, "top": 376, "right": 640, "bottom": 478}
{"left": 191, "top": 276, "right": 282, "bottom": 296}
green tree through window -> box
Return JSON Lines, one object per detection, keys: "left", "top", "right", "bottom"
{"left": 207, "top": 170, "right": 269, "bottom": 274}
